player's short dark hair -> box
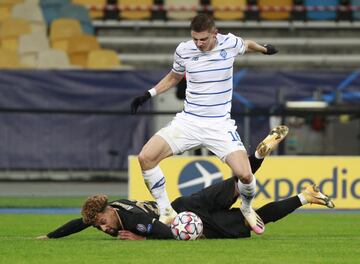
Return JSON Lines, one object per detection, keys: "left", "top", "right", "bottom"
{"left": 190, "top": 14, "right": 216, "bottom": 32}
{"left": 81, "top": 194, "right": 108, "bottom": 225}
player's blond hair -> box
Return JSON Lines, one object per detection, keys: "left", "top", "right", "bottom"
{"left": 81, "top": 194, "right": 108, "bottom": 225}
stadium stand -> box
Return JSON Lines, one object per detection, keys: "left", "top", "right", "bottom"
{"left": 50, "top": 18, "right": 83, "bottom": 51}
{"left": 12, "top": 2, "right": 47, "bottom": 33}
{"left": 0, "top": 18, "right": 31, "bottom": 51}
{"left": 67, "top": 34, "right": 100, "bottom": 67}
{"left": 0, "top": 0, "right": 359, "bottom": 70}
{"left": 0, "top": 0, "right": 359, "bottom": 187}
{"left": 37, "top": 49, "right": 72, "bottom": 68}
{"left": 211, "top": 0, "right": 246, "bottom": 20}
{"left": 40, "top": 0, "right": 70, "bottom": 25}
{"left": 83, "top": 0, "right": 360, "bottom": 69}
{"left": 258, "top": 0, "right": 292, "bottom": 20}
{"left": 0, "top": 48, "right": 27, "bottom": 68}
{"left": 86, "top": 49, "right": 121, "bottom": 69}
{"left": 352, "top": 0, "right": 360, "bottom": 20}
{"left": 118, "top": 0, "right": 153, "bottom": 20}
{"left": 59, "top": 3, "right": 95, "bottom": 34}
{"left": 19, "top": 31, "right": 50, "bottom": 67}
{"left": 0, "top": 0, "right": 24, "bottom": 22}
{"left": 305, "top": 0, "right": 339, "bottom": 20}
{"left": 72, "top": 0, "right": 107, "bottom": 19}
{"left": 164, "top": 0, "right": 198, "bottom": 20}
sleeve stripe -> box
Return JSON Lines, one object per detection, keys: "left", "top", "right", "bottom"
{"left": 172, "top": 68, "right": 185, "bottom": 73}
{"left": 219, "top": 36, "right": 230, "bottom": 46}
{"left": 175, "top": 51, "right": 190, "bottom": 59}
{"left": 232, "top": 38, "right": 238, "bottom": 49}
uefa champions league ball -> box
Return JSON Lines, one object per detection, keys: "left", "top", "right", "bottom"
{"left": 170, "top": 211, "right": 203, "bottom": 240}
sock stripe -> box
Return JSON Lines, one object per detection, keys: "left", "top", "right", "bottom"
{"left": 150, "top": 177, "right": 166, "bottom": 190}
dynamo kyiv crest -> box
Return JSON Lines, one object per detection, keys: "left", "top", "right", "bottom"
{"left": 220, "top": 49, "right": 227, "bottom": 59}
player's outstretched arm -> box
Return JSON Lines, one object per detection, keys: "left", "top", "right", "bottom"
{"left": 244, "top": 40, "right": 278, "bottom": 55}
{"left": 130, "top": 71, "right": 183, "bottom": 114}
{"left": 262, "top": 44, "right": 278, "bottom": 55}
{"left": 37, "top": 218, "right": 91, "bottom": 239}
{"left": 130, "top": 90, "right": 152, "bottom": 114}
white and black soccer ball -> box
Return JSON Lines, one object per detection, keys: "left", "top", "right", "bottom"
{"left": 170, "top": 211, "right": 203, "bottom": 240}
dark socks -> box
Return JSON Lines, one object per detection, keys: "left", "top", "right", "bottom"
{"left": 255, "top": 196, "right": 302, "bottom": 225}
{"left": 248, "top": 154, "right": 264, "bottom": 174}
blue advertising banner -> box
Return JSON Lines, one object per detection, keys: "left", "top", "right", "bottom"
{"left": 0, "top": 70, "right": 166, "bottom": 170}
{"left": 0, "top": 69, "right": 358, "bottom": 170}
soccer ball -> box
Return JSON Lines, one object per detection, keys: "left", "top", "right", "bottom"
{"left": 170, "top": 211, "right": 203, "bottom": 240}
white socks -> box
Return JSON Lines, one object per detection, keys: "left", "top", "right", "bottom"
{"left": 237, "top": 176, "right": 256, "bottom": 211}
{"left": 142, "top": 166, "right": 171, "bottom": 214}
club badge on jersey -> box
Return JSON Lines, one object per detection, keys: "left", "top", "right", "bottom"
{"left": 220, "top": 49, "right": 227, "bottom": 59}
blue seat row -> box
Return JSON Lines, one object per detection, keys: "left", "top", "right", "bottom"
{"left": 40, "top": 0, "right": 94, "bottom": 34}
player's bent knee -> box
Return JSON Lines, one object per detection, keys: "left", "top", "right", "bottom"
{"left": 138, "top": 152, "right": 157, "bottom": 170}
{"left": 236, "top": 172, "right": 253, "bottom": 183}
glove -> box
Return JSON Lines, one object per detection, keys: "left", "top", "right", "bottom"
{"left": 130, "top": 91, "right": 151, "bottom": 114}
{"left": 262, "top": 44, "right": 278, "bottom": 55}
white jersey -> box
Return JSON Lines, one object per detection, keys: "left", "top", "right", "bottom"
{"left": 172, "top": 33, "right": 246, "bottom": 121}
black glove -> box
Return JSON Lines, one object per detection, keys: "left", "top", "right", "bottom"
{"left": 130, "top": 91, "right": 151, "bottom": 114}
{"left": 262, "top": 44, "right": 278, "bottom": 55}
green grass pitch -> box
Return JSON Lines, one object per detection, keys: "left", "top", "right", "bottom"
{"left": 0, "top": 198, "right": 359, "bottom": 264}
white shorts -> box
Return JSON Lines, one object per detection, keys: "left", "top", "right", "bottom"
{"left": 156, "top": 115, "right": 246, "bottom": 162}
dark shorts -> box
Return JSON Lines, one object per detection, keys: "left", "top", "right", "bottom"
{"left": 171, "top": 177, "right": 251, "bottom": 239}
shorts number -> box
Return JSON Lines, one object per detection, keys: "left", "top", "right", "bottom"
{"left": 228, "top": 131, "right": 240, "bottom": 142}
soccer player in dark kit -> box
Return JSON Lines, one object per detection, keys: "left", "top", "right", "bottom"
{"left": 37, "top": 126, "right": 335, "bottom": 240}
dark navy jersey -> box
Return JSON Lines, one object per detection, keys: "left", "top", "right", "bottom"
{"left": 47, "top": 199, "right": 173, "bottom": 239}
{"left": 110, "top": 199, "right": 173, "bottom": 239}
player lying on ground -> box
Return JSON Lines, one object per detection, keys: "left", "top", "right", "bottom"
{"left": 38, "top": 181, "right": 335, "bottom": 240}
{"left": 37, "top": 126, "right": 334, "bottom": 240}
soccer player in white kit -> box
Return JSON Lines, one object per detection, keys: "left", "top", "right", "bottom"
{"left": 131, "top": 14, "right": 278, "bottom": 234}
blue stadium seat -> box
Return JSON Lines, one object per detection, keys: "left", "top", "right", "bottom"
{"left": 351, "top": 0, "right": 360, "bottom": 20}
{"left": 40, "top": 0, "right": 69, "bottom": 25}
{"left": 305, "top": 0, "right": 339, "bottom": 20}
{"left": 58, "top": 3, "right": 94, "bottom": 35}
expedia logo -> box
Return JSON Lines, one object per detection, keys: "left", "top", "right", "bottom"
{"left": 257, "top": 167, "right": 360, "bottom": 200}
{"left": 178, "top": 160, "right": 223, "bottom": 196}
